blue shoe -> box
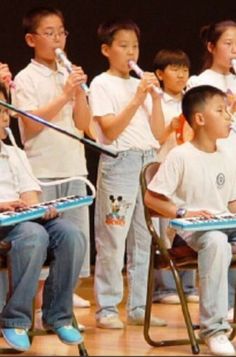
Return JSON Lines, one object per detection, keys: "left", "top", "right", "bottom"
{"left": 1, "top": 328, "right": 30, "bottom": 351}
{"left": 54, "top": 325, "right": 84, "bottom": 345}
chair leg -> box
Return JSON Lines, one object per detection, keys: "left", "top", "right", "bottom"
{"left": 72, "top": 313, "right": 89, "bottom": 356}
{"left": 143, "top": 249, "right": 200, "bottom": 354}
{"left": 170, "top": 262, "right": 200, "bottom": 354}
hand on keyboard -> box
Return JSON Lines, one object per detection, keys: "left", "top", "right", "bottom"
{"left": 42, "top": 205, "right": 59, "bottom": 221}
{"left": 0, "top": 200, "right": 27, "bottom": 212}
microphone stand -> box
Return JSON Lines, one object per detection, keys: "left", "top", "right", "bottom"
{"left": 0, "top": 100, "right": 118, "bottom": 158}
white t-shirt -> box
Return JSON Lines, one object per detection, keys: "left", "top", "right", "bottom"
{"left": 0, "top": 142, "right": 41, "bottom": 201}
{"left": 157, "top": 92, "right": 182, "bottom": 162}
{"left": 89, "top": 72, "right": 159, "bottom": 151}
{"left": 187, "top": 69, "right": 236, "bottom": 93}
{"left": 12, "top": 60, "right": 87, "bottom": 178}
{"left": 148, "top": 142, "right": 236, "bottom": 215}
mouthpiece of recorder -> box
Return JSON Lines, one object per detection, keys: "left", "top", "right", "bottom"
{"left": 128, "top": 60, "right": 162, "bottom": 96}
{"left": 231, "top": 59, "right": 236, "bottom": 73}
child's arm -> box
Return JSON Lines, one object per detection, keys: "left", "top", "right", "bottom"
{"left": 72, "top": 66, "right": 95, "bottom": 139}
{"left": 95, "top": 74, "right": 158, "bottom": 141}
{"left": 144, "top": 189, "right": 213, "bottom": 219}
{"left": 18, "top": 68, "right": 86, "bottom": 140}
{"left": 148, "top": 82, "right": 165, "bottom": 142}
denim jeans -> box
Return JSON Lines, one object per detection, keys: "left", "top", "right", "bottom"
{"left": 40, "top": 177, "right": 90, "bottom": 277}
{"left": 185, "top": 229, "right": 233, "bottom": 338}
{"left": 94, "top": 149, "right": 158, "bottom": 319}
{"left": 0, "top": 217, "right": 86, "bottom": 329}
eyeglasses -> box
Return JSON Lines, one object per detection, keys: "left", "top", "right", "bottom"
{"left": 32, "top": 30, "right": 69, "bottom": 39}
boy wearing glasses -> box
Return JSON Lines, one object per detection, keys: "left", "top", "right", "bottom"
{"left": 12, "top": 6, "right": 92, "bottom": 316}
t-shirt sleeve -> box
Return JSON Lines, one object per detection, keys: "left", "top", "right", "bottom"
{"left": 12, "top": 72, "right": 38, "bottom": 111}
{"left": 89, "top": 77, "right": 115, "bottom": 117}
{"left": 15, "top": 149, "right": 41, "bottom": 194}
{"left": 147, "top": 150, "right": 183, "bottom": 200}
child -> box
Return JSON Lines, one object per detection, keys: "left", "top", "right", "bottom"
{"left": 187, "top": 20, "right": 236, "bottom": 102}
{"left": 0, "top": 81, "right": 86, "bottom": 351}
{"left": 12, "top": 6, "right": 92, "bottom": 309}
{"left": 152, "top": 49, "right": 198, "bottom": 304}
{"left": 89, "top": 17, "right": 166, "bottom": 329}
{"left": 187, "top": 19, "right": 236, "bottom": 319}
{"left": 145, "top": 85, "right": 236, "bottom": 356}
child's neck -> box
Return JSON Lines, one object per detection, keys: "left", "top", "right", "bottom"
{"left": 164, "top": 88, "right": 183, "bottom": 100}
{"left": 107, "top": 68, "right": 130, "bottom": 79}
{"left": 210, "top": 64, "right": 231, "bottom": 75}
{"left": 191, "top": 135, "right": 216, "bottom": 153}
{"left": 34, "top": 57, "right": 57, "bottom": 71}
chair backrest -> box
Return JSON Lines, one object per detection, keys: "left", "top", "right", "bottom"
{"left": 140, "top": 161, "right": 197, "bottom": 269}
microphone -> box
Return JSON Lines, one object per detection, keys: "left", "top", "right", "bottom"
{"left": 232, "top": 59, "right": 236, "bottom": 74}
{"left": 55, "top": 48, "right": 89, "bottom": 95}
{"left": 128, "top": 60, "right": 162, "bottom": 96}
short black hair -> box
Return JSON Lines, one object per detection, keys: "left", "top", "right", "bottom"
{"left": 97, "top": 17, "right": 140, "bottom": 45}
{"left": 182, "top": 85, "right": 226, "bottom": 126}
{"left": 23, "top": 6, "right": 64, "bottom": 34}
{"left": 153, "top": 49, "right": 190, "bottom": 72}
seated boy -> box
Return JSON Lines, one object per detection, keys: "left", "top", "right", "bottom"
{"left": 145, "top": 85, "right": 236, "bottom": 356}
{"left": 0, "top": 82, "right": 86, "bottom": 352}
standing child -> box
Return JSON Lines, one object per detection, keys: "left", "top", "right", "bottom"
{"left": 12, "top": 6, "right": 92, "bottom": 309}
{"left": 145, "top": 85, "right": 236, "bottom": 356}
{"left": 89, "top": 17, "right": 166, "bottom": 329}
{"left": 152, "top": 49, "right": 198, "bottom": 304}
{"left": 187, "top": 20, "right": 236, "bottom": 318}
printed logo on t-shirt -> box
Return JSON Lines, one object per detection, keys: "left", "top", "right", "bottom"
{"left": 216, "top": 173, "right": 225, "bottom": 189}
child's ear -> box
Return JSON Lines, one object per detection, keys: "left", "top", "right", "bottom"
{"left": 155, "top": 69, "right": 163, "bottom": 81}
{"left": 195, "top": 112, "right": 205, "bottom": 126}
{"left": 101, "top": 44, "right": 110, "bottom": 58}
{"left": 25, "top": 33, "right": 36, "bottom": 48}
{"left": 207, "top": 41, "right": 214, "bottom": 54}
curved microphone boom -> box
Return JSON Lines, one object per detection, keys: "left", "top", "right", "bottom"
{"left": 0, "top": 100, "right": 118, "bottom": 158}
{"left": 55, "top": 48, "right": 90, "bottom": 95}
{"left": 128, "top": 60, "right": 162, "bottom": 95}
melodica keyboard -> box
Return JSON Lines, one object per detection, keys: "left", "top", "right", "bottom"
{"left": 0, "top": 195, "right": 93, "bottom": 227}
{"left": 170, "top": 213, "right": 236, "bottom": 232}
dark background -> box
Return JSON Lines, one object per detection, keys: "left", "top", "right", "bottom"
{"left": 1, "top": 0, "right": 236, "bottom": 263}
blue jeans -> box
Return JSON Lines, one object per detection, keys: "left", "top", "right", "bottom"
{"left": 0, "top": 218, "right": 86, "bottom": 329}
{"left": 185, "top": 229, "right": 233, "bottom": 338}
{"left": 40, "top": 178, "right": 90, "bottom": 277}
{"left": 94, "top": 149, "right": 157, "bottom": 319}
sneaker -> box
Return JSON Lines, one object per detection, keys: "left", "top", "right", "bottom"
{"left": 73, "top": 294, "right": 91, "bottom": 308}
{"left": 186, "top": 294, "right": 199, "bottom": 303}
{"left": 227, "top": 308, "right": 234, "bottom": 321}
{"left": 35, "top": 309, "right": 85, "bottom": 333}
{"left": 127, "top": 313, "right": 167, "bottom": 327}
{"left": 205, "top": 333, "right": 235, "bottom": 356}
{"left": 1, "top": 328, "right": 30, "bottom": 351}
{"left": 96, "top": 314, "right": 124, "bottom": 329}
{"left": 158, "top": 294, "right": 180, "bottom": 304}
{"left": 54, "top": 325, "right": 83, "bottom": 345}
